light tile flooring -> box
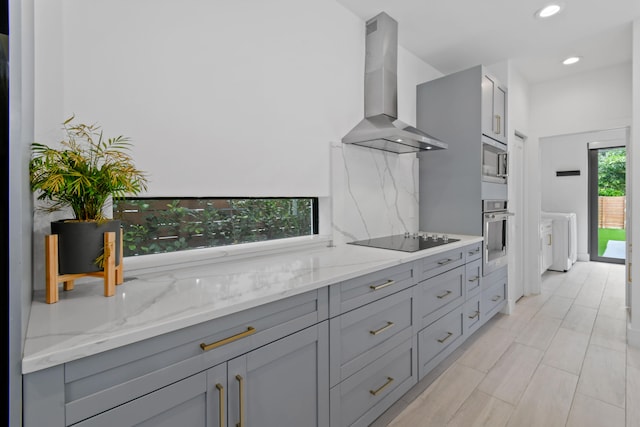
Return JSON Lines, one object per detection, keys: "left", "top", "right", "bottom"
{"left": 371, "top": 261, "right": 639, "bottom": 427}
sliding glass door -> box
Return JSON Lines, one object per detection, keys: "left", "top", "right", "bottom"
{"left": 588, "top": 146, "right": 626, "bottom": 264}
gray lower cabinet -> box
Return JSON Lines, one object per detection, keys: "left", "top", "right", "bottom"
{"left": 24, "top": 242, "right": 504, "bottom": 427}
{"left": 211, "top": 323, "right": 329, "bottom": 427}
{"left": 23, "top": 289, "right": 329, "bottom": 427}
{"left": 329, "top": 337, "right": 416, "bottom": 427}
{"left": 70, "top": 323, "right": 328, "bottom": 427}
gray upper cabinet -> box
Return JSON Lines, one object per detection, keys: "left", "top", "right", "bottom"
{"left": 481, "top": 73, "right": 508, "bottom": 144}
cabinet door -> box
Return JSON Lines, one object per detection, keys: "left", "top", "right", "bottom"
{"left": 227, "top": 323, "right": 328, "bottom": 427}
{"left": 73, "top": 372, "right": 208, "bottom": 427}
{"left": 481, "top": 74, "right": 507, "bottom": 144}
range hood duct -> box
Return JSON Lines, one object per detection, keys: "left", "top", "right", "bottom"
{"left": 342, "top": 12, "right": 447, "bottom": 154}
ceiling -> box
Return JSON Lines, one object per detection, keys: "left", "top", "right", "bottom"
{"left": 334, "top": 0, "right": 640, "bottom": 84}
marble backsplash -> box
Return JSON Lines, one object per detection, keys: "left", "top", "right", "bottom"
{"left": 330, "top": 142, "right": 419, "bottom": 246}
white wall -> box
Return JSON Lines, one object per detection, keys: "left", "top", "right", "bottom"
{"left": 531, "top": 62, "right": 632, "bottom": 138}
{"left": 30, "top": 0, "right": 445, "bottom": 287}
{"left": 34, "top": 0, "right": 366, "bottom": 198}
{"left": 540, "top": 128, "right": 628, "bottom": 261}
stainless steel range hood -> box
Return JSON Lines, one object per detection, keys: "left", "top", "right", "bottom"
{"left": 342, "top": 12, "right": 447, "bottom": 154}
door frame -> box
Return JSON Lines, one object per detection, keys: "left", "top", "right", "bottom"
{"left": 508, "top": 131, "right": 526, "bottom": 309}
{"left": 588, "top": 144, "right": 626, "bottom": 264}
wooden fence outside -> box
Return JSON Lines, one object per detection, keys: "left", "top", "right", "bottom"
{"left": 599, "top": 196, "right": 626, "bottom": 229}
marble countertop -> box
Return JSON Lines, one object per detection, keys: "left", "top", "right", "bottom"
{"left": 22, "top": 234, "right": 482, "bottom": 374}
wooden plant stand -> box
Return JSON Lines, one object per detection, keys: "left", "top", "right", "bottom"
{"left": 45, "top": 231, "right": 124, "bottom": 304}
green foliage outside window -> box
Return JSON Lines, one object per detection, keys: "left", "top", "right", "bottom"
{"left": 598, "top": 148, "right": 626, "bottom": 196}
{"left": 113, "top": 198, "right": 316, "bottom": 257}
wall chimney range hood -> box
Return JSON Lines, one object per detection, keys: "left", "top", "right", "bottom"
{"left": 342, "top": 12, "right": 447, "bottom": 154}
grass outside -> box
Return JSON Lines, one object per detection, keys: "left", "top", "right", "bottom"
{"left": 598, "top": 227, "right": 626, "bottom": 256}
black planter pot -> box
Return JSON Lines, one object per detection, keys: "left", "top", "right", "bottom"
{"left": 51, "top": 219, "right": 122, "bottom": 275}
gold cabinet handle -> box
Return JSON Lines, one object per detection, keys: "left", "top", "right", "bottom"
{"left": 468, "top": 247, "right": 480, "bottom": 255}
{"left": 369, "top": 321, "right": 394, "bottom": 336}
{"left": 495, "top": 114, "right": 501, "bottom": 134}
{"left": 437, "top": 290, "right": 452, "bottom": 299}
{"left": 370, "top": 279, "right": 395, "bottom": 291}
{"left": 236, "top": 375, "right": 244, "bottom": 427}
{"left": 215, "top": 383, "right": 224, "bottom": 427}
{"left": 437, "top": 332, "right": 454, "bottom": 343}
{"left": 369, "top": 376, "right": 394, "bottom": 396}
{"left": 629, "top": 262, "right": 632, "bottom": 283}
{"left": 200, "top": 327, "right": 256, "bottom": 352}
{"left": 468, "top": 276, "right": 479, "bottom": 283}
{"left": 547, "top": 235, "right": 552, "bottom": 245}
{"left": 437, "top": 258, "right": 453, "bottom": 266}
{"left": 468, "top": 311, "right": 480, "bottom": 320}
{"left": 491, "top": 295, "right": 501, "bottom": 302}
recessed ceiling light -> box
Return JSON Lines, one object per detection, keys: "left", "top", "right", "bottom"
{"left": 535, "top": 4, "right": 563, "bottom": 18}
{"left": 562, "top": 56, "right": 581, "bottom": 65}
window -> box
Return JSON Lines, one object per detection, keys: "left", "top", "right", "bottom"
{"left": 113, "top": 198, "right": 318, "bottom": 257}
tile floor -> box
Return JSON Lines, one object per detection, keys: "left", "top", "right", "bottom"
{"left": 371, "top": 261, "right": 639, "bottom": 427}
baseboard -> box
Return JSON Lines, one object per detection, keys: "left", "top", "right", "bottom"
{"left": 577, "top": 253, "right": 590, "bottom": 262}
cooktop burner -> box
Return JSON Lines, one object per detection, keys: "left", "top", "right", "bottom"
{"left": 348, "top": 233, "right": 460, "bottom": 253}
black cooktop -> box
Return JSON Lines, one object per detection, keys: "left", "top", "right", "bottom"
{"left": 348, "top": 233, "right": 460, "bottom": 253}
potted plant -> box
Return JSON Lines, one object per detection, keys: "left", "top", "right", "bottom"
{"left": 29, "top": 115, "right": 148, "bottom": 274}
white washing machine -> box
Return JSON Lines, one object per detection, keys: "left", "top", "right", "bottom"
{"left": 541, "top": 211, "right": 577, "bottom": 272}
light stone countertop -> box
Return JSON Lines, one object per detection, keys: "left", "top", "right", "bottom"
{"left": 22, "top": 234, "right": 483, "bottom": 374}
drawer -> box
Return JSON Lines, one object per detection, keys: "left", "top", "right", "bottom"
{"left": 329, "top": 287, "right": 415, "bottom": 386}
{"left": 330, "top": 338, "right": 416, "bottom": 427}
{"left": 482, "top": 279, "right": 507, "bottom": 318}
{"left": 64, "top": 289, "right": 328, "bottom": 426}
{"left": 465, "top": 259, "right": 482, "bottom": 297}
{"left": 418, "top": 305, "right": 463, "bottom": 380}
{"left": 417, "top": 265, "right": 464, "bottom": 328}
{"left": 420, "top": 247, "right": 465, "bottom": 281}
{"left": 329, "top": 262, "right": 415, "bottom": 317}
{"left": 463, "top": 297, "right": 482, "bottom": 334}
{"left": 465, "top": 242, "right": 483, "bottom": 262}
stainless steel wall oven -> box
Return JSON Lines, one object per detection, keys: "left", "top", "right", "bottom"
{"left": 483, "top": 199, "right": 510, "bottom": 275}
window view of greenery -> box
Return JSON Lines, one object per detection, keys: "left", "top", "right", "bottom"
{"left": 597, "top": 147, "right": 626, "bottom": 258}
{"left": 113, "top": 198, "right": 317, "bottom": 257}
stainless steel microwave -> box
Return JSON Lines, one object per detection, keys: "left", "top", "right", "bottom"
{"left": 482, "top": 136, "right": 508, "bottom": 184}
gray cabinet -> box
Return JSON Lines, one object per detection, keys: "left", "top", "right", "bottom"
{"left": 417, "top": 64, "right": 508, "bottom": 236}
{"left": 481, "top": 73, "right": 508, "bottom": 144}
{"left": 482, "top": 266, "right": 508, "bottom": 319}
{"left": 71, "top": 324, "right": 328, "bottom": 427}
{"left": 25, "top": 242, "right": 502, "bottom": 427}
{"left": 23, "top": 289, "right": 329, "bottom": 427}
{"left": 328, "top": 262, "right": 418, "bottom": 427}
{"left": 219, "top": 324, "right": 329, "bottom": 427}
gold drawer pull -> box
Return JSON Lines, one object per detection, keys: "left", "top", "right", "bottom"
{"left": 370, "top": 321, "right": 394, "bottom": 336}
{"left": 491, "top": 295, "right": 502, "bottom": 302}
{"left": 468, "top": 276, "right": 479, "bottom": 283}
{"left": 468, "top": 311, "right": 480, "bottom": 320}
{"left": 437, "top": 258, "right": 453, "bottom": 265}
{"left": 437, "top": 290, "right": 452, "bottom": 299}
{"left": 215, "top": 383, "right": 224, "bottom": 427}
{"left": 236, "top": 375, "right": 245, "bottom": 427}
{"left": 370, "top": 279, "right": 395, "bottom": 291}
{"left": 369, "top": 376, "right": 394, "bottom": 396}
{"left": 468, "top": 248, "right": 480, "bottom": 255}
{"left": 200, "top": 327, "right": 256, "bottom": 352}
{"left": 437, "top": 332, "right": 454, "bottom": 343}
